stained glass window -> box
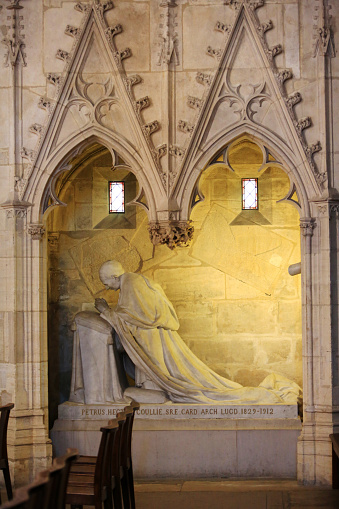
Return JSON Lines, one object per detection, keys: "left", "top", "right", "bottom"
{"left": 242, "top": 178, "right": 258, "bottom": 210}
{"left": 109, "top": 181, "right": 125, "bottom": 213}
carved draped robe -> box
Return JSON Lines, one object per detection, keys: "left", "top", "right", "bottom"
{"left": 100, "top": 272, "right": 301, "bottom": 405}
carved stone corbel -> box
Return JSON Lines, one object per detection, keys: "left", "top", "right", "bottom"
{"left": 27, "top": 224, "right": 45, "bottom": 240}
{"left": 148, "top": 220, "right": 194, "bottom": 249}
{"left": 300, "top": 218, "right": 316, "bottom": 237}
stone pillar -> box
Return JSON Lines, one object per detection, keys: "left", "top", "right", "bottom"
{"left": 298, "top": 202, "right": 339, "bottom": 484}
{"left": 0, "top": 204, "right": 52, "bottom": 486}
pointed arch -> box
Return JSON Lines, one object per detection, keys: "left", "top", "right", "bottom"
{"left": 177, "top": 126, "right": 312, "bottom": 221}
{"left": 26, "top": 128, "right": 156, "bottom": 225}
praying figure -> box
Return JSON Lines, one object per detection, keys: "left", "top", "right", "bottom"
{"left": 69, "top": 260, "right": 301, "bottom": 406}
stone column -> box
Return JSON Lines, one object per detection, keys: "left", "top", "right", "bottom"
{"left": 0, "top": 204, "right": 52, "bottom": 486}
{"left": 298, "top": 202, "right": 339, "bottom": 484}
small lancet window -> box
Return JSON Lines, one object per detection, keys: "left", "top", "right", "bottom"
{"left": 109, "top": 181, "right": 125, "bottom": 213}
{"left": 242, "top": 178, "right": 258, "bottom": 210}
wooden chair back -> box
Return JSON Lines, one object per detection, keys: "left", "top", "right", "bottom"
{"left": 0, "top": 403, "right": 14, "bottom": 503}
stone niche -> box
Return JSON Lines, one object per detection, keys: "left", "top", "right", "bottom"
{"left": 47, "top": 140, "right": 302, "bottom": 428}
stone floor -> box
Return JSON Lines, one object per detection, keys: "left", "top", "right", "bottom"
{"left": 134, "top": 479, "right": 339, "bottom": 509}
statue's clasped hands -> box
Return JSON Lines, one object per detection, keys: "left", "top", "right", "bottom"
{"left": 95, "top": 298, "right": 110, "bottom": 313}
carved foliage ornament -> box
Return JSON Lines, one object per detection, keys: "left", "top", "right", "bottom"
{"left": 148, "top": 221, "right": 194, "bottom": 249}
{"left": 28, "top": 224, "right": 45, "bottom": 240}
{"left": 300, "top": 219, "right": 315, "bottom": 237}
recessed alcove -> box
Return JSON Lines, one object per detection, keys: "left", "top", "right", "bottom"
{"left": 47, "top": 139, "right": 302, "bottom": 432}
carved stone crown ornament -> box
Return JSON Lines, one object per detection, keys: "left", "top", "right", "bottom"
{"left": 27, "top": 224, "right": 45, "bottom": 240}
{"left": 148, "top": 221, "right": 194, "bottom": 250}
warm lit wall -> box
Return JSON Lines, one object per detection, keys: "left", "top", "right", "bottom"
{"left": 47, "top": 141, "right": 301, "bottom": 425}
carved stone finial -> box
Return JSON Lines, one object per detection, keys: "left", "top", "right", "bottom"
{"left": 38, "top": 97, "right": 53, "bottom": 114}
{"left": 305, "top": 141, "right": 322, "bottom": 156}
{"left": 143, "top": 121, "right": 160, "bottom": 136}
{"left": 65, "top": 25, "right": 81, "bottom": 38}
{"left": 206, "top": 46, "right": 222, "bottom": 60}
{"left": 135, "top": 96, "right": 150, "bottom": 113}
{"left": 156, "top": 1, "right": 180, "bottom": 66}
{"left": 258, "top": 20, "right": 273, "bottom": 34}
{"left": 295, "top": 117, "right": 312, "bottom": 134}
{"left": 28, "top": 224, "right": 45, "bottom": 240}
{"left": 275, "top": 69, "right": 293, "bottom": 84}
{"left": 215, "top": 21, "right": 231, "bottom": 34}
{"left": 169, "top": 145, "right": 186, "bottom": 158}
{"left": 105, "top": 24, "right": 122, "bottom": 38}
{"left": 29, "top": 124, "right": 43, "bottom": 136}
{"left": 47, "top": 73, "right": 61, "bottom": 86}
{"left": 286, "top": 92, "right": 302, "bottom": 109}
{"left": 178, "top": 120, "right": 194, "bottom": 134}
{"left": 196, "top": 72, "right": 213, "bottom": 86}
{"left": 187, "top": 96, "right": 202, "bottom": 110}
{"left": 56, "top": 49, "right": 69, "bottom": 61}
{"left": 148, "top": 221, "right": 194, "bottom": 249}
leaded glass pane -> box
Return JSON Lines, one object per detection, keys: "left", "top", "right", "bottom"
{"left": 109, "top": 181, "right": 125, "bottom": 213}
{"left": 242, "top": 178, "right": 258, "bottom": 210}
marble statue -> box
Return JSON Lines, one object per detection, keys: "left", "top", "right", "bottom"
{"left": 69, "top": 260, "right": 301, "bottom": 405}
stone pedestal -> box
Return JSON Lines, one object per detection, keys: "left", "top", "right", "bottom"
{"left": 51, "top": 402, "right": 301, "bottom": 479}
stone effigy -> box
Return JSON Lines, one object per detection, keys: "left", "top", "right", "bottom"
{"left": 69, "top": 260, "right": 301, "bottom": 406}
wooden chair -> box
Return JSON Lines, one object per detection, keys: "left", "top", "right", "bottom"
{"left": 70, "top": 414, "right": 126, "bottom": 509}
{"left": 0, "top": 448, "right": 78, "bottom": 509}
{"left": 125, "top": 401, "right": 140, "bottom": 509}
{"left": 330, "top": 433, "right": 339, "bottom": 488}
{"left": 48, "top": 448, "right": 79, "bottom": 509}
{"left": 66, "top": 422, "right": 119, "bottom": 509}
{"left": 0, "top": 403, "right": 14, "bottom": 504}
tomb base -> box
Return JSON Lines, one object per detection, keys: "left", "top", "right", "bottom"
{"left": 50, "top": 401, "right": 301, "bottom": 479}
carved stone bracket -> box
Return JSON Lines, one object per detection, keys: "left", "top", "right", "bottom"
{"left": 300, "top": 218, "right": 316, "bottom": 237}
{"left": 27, "top": 224, "right": 45, "bottom": 240}
{"left": 148, "top": 220, "right": 194, "bottom": 249}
